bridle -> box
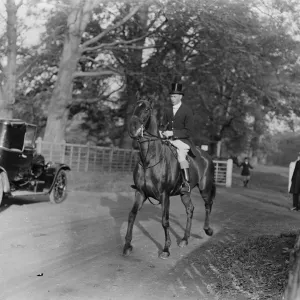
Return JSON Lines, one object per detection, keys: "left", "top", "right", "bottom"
{"left": 131, "top": 99, "right": 161, "bottom": 143}
{"left": 130, "top": 99, "right": 164, "bottom": 169}
{"left": 130, "top": 98, "right": 180, "bottom": 204}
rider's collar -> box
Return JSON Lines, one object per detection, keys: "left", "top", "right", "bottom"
{"left": 172, "top": 101, "right": 182, "bottom": 110}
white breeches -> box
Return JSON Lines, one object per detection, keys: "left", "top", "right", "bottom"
{"left": 170, "top": 140, "right": 190, "bottom": 164}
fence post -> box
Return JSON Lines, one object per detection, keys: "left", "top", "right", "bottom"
{"left": 289, "top": 161, "right": 296, "bottom": 192}
{"left": 94, "top": 149, "right": 97, "bottom": 171}
{"left": 77, "top": 147, "right": 81, "bottom": 171}
{"left": 214, "top": 161, "right": 219, "bottom": 184}
{"left": 109, "top": 148, "right": 114, "bottom": 173}
{"left": 226, "top": 159, "right": 233, "bottom": 188}
{"left": 61, "top": 140, "right": 66, "bottom": 163}
{"left": 85, "top": 142, "right": 90, "bottom": 172}
{"left": 69, "top": 145, "right": 73, "bottom": 168}
{"left": 49, "top": 143, "right": 54, "bottom": 161}
{"left": 36, "top": 137, "right": 42, "bottom": 154}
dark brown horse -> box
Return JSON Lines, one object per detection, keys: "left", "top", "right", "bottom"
{"left": 123, "top": 96, "right": 216, "bottom": 259}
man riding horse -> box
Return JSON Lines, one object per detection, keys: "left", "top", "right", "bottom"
{"left": 124, "top": 88, "right": 216, "bottom": 258}
{"left": 160, "top": 82, "right": 197, "bottom": 193}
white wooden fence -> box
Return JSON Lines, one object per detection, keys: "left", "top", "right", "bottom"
{"left": 214, "top": 159, "right": 233, "bottom": 188}
{"left": 35, "top": 138, "right": 233, "bottom": 187}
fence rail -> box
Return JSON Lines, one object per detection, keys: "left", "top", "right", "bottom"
{"left": 36, "top": 138, "right": 233, "bottom": 187}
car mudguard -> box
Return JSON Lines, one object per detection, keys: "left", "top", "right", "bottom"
{"left": 0, "top": 167, "right": 11, "bottom": 193}
{"left": 45, "top": 163, "right": 71, "bottom": 193}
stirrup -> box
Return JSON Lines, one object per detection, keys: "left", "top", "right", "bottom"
{"left": 181, "top": 181, "right": 190, "bottom": 193}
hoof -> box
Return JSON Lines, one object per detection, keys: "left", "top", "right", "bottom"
{"left": 123, "top": 244, "right": 133, "bottom": 256}
{"left": 178, "top": 239, "right": 188, "bottom": 248}
{"left": 159, "top": 251, "right": 170, "bottom": 259}
{"left": 204, "top": 228, "right": 214, "bottom": 236}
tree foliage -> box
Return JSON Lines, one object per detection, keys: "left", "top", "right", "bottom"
{"left": 10, "top": 0, "right": 300, "bottom": 157}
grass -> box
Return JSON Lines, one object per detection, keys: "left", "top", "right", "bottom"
{"left": 70, "top": 164, "right": 290, "bottom": 194}
{"left": 232, "top": 165, "right": 289, "bottom": 194}
{"left": 202, "top": 231, "right": 299, "bottom": 300}
{"left": 68, "top": 171, "right": 134, "bottom": 193}
{"left": 253, "top": 164, "right": 289, "bottom": 178}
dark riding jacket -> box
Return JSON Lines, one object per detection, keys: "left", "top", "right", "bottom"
{"left": 290, "top": 160, "right": 300, "bottom": 194}
{"left": 240, "top": 162, "right": 253, "bottom": 176}
{"left": 162, "top": 103, "right": 197, "bottom": 156}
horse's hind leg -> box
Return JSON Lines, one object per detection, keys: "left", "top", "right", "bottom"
{"left": 123, "top": 191, "right": 146, "bottom": 256}
{"left": 159, "top": 193, "right": 171, "bottom": 259}
{"left": 178, "top": 193, "right": 194, "bottom": 248}
{"left": 200, "top": 186, "right": 214, "bottom": 236}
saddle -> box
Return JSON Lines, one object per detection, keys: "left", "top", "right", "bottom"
{"left": 163, "top": 139, "right": 196, "bottom": 161}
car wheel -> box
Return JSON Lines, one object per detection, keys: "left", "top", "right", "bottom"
{"left": 49, "top": 170, "right": 68, "bottom": 204}
{"left": 0, "top": 174, "right": 3, "bottom": 206}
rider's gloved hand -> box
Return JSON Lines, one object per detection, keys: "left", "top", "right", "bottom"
{"left": 162, "top": 131, "right": 173, "bottom": 138}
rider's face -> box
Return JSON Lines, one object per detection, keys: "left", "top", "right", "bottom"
{"left": 170, "top": 94, "right": 182, "bottom": 106}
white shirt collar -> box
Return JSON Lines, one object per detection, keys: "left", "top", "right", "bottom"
{"left": 173, "top": 102, "right": 182, "bottom": 110}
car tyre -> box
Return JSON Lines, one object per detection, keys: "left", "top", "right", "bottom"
{"left": 49, "top": 170, "right": 68, "bottom": 204}
{"left": 0, "top": 174, "right": 3, "bottom": 206}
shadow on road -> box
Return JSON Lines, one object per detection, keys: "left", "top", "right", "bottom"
{"left": 0, "top": 195, "right": 48, "bottom": 214}
{"left": 100, "top": 193, "right": 202, "bottom": 255}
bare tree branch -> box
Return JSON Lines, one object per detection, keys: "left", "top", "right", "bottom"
{"left": 106, "top": 44, "right": 158, "bottom": 50}
{"left": 16, "top": 56, "right": 40, "bottom": 80}
{"left": 81, "top": 3, "right": 144, "bottom": 50}
{"left": 82, "top": 13, "right": 167, "bottom": 53}
{"left": 73, "top": 69, "right": 123, "bottom": 78}
{"left": 100, "top": 83, "right": 125, "bottom": 99}
{"left": 16, "top": 0, "right": 24, "bottom": 9}
{"left": 80, "top": 55, "right": 99, "bottom": 64}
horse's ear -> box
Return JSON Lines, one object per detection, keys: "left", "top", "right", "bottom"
{"left": 135, "top": 91, "right": 140, "bottom": 100}
{"left": 149, "top": 93, "right": 156, "bottom": 107}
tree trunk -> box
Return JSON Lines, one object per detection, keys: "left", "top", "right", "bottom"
{"left": 0, "top": 0, "right": 18, "bottom": 118}
{"left": 216, "top": 140, "right": 222, "bottom": 157}
{"left": 43, "top": 0, "right": 95, "bottom": 142}
{"left": 283, "top": 234, "right": 300, "bottom": 300}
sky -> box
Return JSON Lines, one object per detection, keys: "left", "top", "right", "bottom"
{"left": 0, "top": 0, "right": 52, "bottom": 46}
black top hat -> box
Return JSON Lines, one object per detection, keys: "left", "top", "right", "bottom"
{"left": 170, "top": 83, "right": 184, "bottom": 95}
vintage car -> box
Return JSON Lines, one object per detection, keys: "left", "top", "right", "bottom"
{"left": 0, "top": 119, "right": 71, "bottom": 205}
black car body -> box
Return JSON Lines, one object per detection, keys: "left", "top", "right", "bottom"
{"left": 0, "top": 119, "right": 71, "bottom": 204}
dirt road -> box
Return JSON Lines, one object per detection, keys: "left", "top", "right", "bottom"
{"left": 0, "top": 186, "right": 299, "bottom": 300}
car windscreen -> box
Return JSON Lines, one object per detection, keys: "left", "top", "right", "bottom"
{"left": 25, "top": 125, "right": 37, "bottom": 148}
{"left": 0, "top": 123, "right": 26, "bottom": 151}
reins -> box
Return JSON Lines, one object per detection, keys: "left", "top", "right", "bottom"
{"left": 137, "top": 131, "right": 164, "bottom": 169}
{"left": 130, "top": 98, "right": 180, "bottom": 206}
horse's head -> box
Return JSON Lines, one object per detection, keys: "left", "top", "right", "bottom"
{"left": 128, "top": 93, "right": 156, "bottom": 139}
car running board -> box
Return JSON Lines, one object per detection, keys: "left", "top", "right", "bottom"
{"left": 10, "top": 191, "right": 48, "bottom": 197}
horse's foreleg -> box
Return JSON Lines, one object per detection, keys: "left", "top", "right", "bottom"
{"left": 123, "top": 191, "right": 146, "bottom": 256}
{"left": 159, "top": 194, "right": 171, "bottom": 259}
{"left": 200, "top": 187, "right": 214, "bottom": 236}
{"left": 178, "top": 193, "right": 194, "bottom": 247}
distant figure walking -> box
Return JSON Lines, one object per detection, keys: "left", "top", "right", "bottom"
{"left": 239, "top": 157, "right": 253, "bottom": 188}
{"left": 289, "top": 152, "right": 300, "bottom": 211}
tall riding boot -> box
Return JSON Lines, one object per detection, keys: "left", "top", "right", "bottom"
{"left": 293, "top": 194, "right": 299, "bottom": 211}
{"left": 181, "top": 168, "right": 190, "bottom": 193}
